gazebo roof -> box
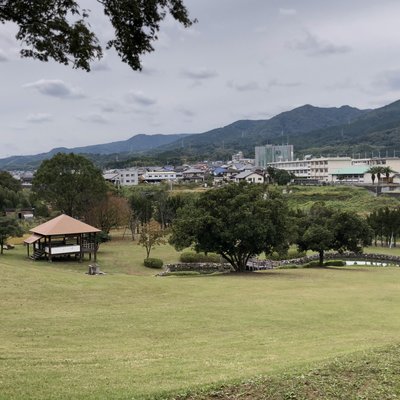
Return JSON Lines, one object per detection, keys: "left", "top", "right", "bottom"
{"left": 30, "top": 214, "right": 101, "bottom": 236}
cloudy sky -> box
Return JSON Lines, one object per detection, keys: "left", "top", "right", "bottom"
{"left": 1, "top": 0, "right": 400, "bottom": 159}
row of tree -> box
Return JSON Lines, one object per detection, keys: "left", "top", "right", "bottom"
{"left": 367, "top": 207, "right": 400, "bottom": 247}
{"left": 2, "top": 153, "right": 398, "bottom": 272}
{"left": 169, "top": 183, "right": 373, "bottom": 271}
{"left": 367, "top": 166, "right": 396, "bottom": 184}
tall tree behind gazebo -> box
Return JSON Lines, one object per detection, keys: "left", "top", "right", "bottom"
{"left": 32, "top": 153, "right": 107, "bottom": 218}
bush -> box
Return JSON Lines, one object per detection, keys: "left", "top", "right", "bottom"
{"left": 303, "top": 260, "right": 346, "bottom": 268}
{"left": 179, "top": 251, "right": 220, "bottom": 263}
{"left": 324, "top": 260, "right": 346, "bottom": 267}
{"left": 96, "top": 231, "right": 111, "bottom": 243}
{"left": 277, "top": 264, "right": 300, "bottom": 269}
{"left": 270, "top": 249, "right": 307, "bottom": 261}
{"left": 143, "top": 258, "right": 163, "bottom": 269}
{"left": 166, "top": 271, "right": 201, "bottom": 276}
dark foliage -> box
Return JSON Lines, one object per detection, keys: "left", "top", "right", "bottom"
{"left": 0, "top": 0, "right": 194, "bottom": 71}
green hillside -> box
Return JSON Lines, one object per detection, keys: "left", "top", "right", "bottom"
{"left": 156, "top": 104, "right": 367, "bottom": 159}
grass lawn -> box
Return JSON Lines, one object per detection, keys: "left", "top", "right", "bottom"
{"left": 1, "top": 241, "right": 400, "bottom": 399}
{"left": 285, "top": 185, "right": 400, "bottom": 214}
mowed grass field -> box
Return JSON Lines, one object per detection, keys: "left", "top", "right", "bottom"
{"left": 1, "top": 240, "right": 400, "bottom": 399}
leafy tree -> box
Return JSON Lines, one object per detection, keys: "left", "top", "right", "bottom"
{"left": 84, "top": 192, "right": 130, "bottom": 234}
{"left": 32, "top": 153, "right": 107, "bottom": 217}
{"left": 0, "top": 217, "right": 23, "bottom": 254}
{"left": 154, "top": 191, "right": 193, "bottom": 229}
{"left": 267, "top": 167, "right": 295, "bottom": 185}
{"left": 0, "top": 171, "right": 21, "bottom": 192}
{"left": 0, "top": 171, "right": 30, "bottom": 211}
{"left": 138, "top": 220, "right": 166, "bottom": 259}
{"left": 169, "top": 183, "right": 290, "bottom": 272}
{"left": 296, "top": 203, "right": 372, "bottom": 265}
{"left": 367, "top": 207, "right": 400, "bottom": 247}
{"left": 130, "top": 189, "right": 154, "bottom": 224}
{"left": 367, "top": 166, "right": 387, "bottom": 185}
{"left": 382, "top": 166, "right": 396, "bottom": 183}
{"left": 0, "top": 0, "right": 195, "bottom": 71}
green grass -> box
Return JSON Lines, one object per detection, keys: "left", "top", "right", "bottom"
{"left": 286, "top": 185, "right": 400, "bottom": 214}
{"left": 176, "top": 344, "right": 400, "bottom": 399}
{"left": 1, "top": 242, "right": 400, "bottom": 399}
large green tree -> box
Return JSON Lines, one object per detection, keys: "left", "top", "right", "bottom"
{"left": 32, "top": 153, "right": 107, "bottom": 217}
{"left": 296, "top": 203, "right": 372, "bottom": 265}
{"left": 0, "top": 171, "right": 30, "bottom": 211}
{"left": 169, "top": 183, "right": 290, "bottom": 272}
{"left": 0, "top": 171, "right": 21, "bottom": 192}
{"left": 0, "top": 0, "right": 194, "bottom": 71}
{"left": 0, "top": 217, "right": 23, "bottom": 254}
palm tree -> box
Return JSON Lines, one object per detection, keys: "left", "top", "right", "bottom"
{"left": 367, "top": 166, "right": 379, "bottom": 185}
{"left": 367, "top": 166, "right": 385, "bottom": 185}
{"left": 382, "top": 166, "right": 396, "bottom": 183}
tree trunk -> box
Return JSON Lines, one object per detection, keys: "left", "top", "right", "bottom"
{"left": 319, "top": 250, "right": 324, "bottom": 266}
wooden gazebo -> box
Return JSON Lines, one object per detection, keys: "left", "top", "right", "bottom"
{"left": 24, "top": 214, "right": 101, "bottom": 262}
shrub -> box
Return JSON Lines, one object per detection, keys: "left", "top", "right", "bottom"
{"left": 179, "top": 251, "right": 220, "bottom": 263}
{"left": 303, "top": 260, "right": 346, "bottom": 268}
{"left": 270, "top": 249, "right": 307, "bottom": 261}
{"left": 166, "top": 271, "right": 201, "bottom": 276}
{"left": 324, "top": 260, "right": 346, "bottom": 267}
{"left": 96, "top": 231, "right": 111, "bottom": 243}
{"left": 144, "top": 258, "right": 163, "bottom": 269}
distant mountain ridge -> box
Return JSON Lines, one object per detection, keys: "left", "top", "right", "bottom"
{"left": 2, "top": 100, "right": 400, "bottom": 170}
{"left": 0, "top": 133, "right": 189, "bottom": 170}
{"left": 155, "top": 104, "right": 368, "bottom": 157}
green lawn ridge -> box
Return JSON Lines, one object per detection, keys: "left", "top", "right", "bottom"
{"left": 1, "top": 240, "right": 400, "bottom": 399}
{"left": 285, "top": 185, "right": 400, "bottom": 214}
{"left": 172, "top": 344, "right": 400, "bottom": 400}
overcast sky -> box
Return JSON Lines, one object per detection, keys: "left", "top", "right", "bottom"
{"left": 1, "top": 0, "right": 400, "bottom": 159}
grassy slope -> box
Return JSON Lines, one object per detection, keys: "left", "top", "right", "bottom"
{"left": 176, "top": 344, "right": 400, "bottom": 400}
{"left": 285, "top": 185, "right": 400, "bottom": 214}
{"left": 1, "top": 243, "right": 400, "bottom": 399}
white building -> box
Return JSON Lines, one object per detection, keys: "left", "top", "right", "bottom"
{"left": 233, "top": 171, "right": 264, "bottom": 184}
{"left": 255, "top": 145, "right": 294, "bottom": 168}
{"left": 269, "top": 156, "right": 400, "bottom": 183}
{"left": 103, "top": 168, "right": 139, "bottom": 187}
{"left": 142, "top": 170, "right": 178, "bottom": 183}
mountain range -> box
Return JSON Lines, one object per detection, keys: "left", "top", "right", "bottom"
{"left": 2, "top": 99, "right": 400, "bottom": 170}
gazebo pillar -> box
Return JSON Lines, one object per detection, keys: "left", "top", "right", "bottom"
{"left": 93, "top": 232, "right": 97, "bottom": 263}
{"left": 48, "top": 236, "right": 52, "bottom": 262}
{"left": 79, "top": 234, "right": 83, "bottom": 262}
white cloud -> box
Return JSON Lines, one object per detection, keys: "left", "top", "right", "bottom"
{"left": 279, "top": 8, "right": 297, "bottom": 16}
{"left": 290, "top": 31, "right": 351, "bottom": 56}
{"left": 0, "top": 49, "right": 8, "bottom": 62}
{"left": 267, "top": 79, "right": 301, "bottom": 89}
{"left": 125, "top": 90, "right": 157, "bottom": 106}
{"left": 23, "top": 79, "right": 85, "bottom": 99}
{"left": 182, "top": 68, "right": 218, "bottom": 80}
{"left": 227, "top": 80, "right": 261, "bottom": 92}
{"left": 176, "top": 106, "right": 196, "bottom": 117}
{"left": 374, "top": 69, "right": 400, "bottom": 91}
{"left": 26, "top": 113, "right": 52, "bottom": 123}
{"left": 91, "top": 60, "right": 111, "bottom": 72}
{"left": 77, "top": 113, "right": 109, "bottom": 124}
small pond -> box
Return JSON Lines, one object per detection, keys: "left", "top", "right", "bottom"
{"left": 345, "top": 260, "right": 388, "bottom": 266}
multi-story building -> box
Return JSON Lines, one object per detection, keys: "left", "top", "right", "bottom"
{"left": 103, "top": 168, "right": 139, "bottom": 187}
{"left": 255, "top": 145, "right": 294, "bottom": 168}
{"left": 269, "top": 155, "right": 400, "bottom": 183}
{"left": 142, "top": 170, "right": 178, "bottom": 183}
{"left": 309, "top": 157, "right": 352, "bottom": 181}
{"left": 267, "top": 159, "right": 311, "bottom": 179}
